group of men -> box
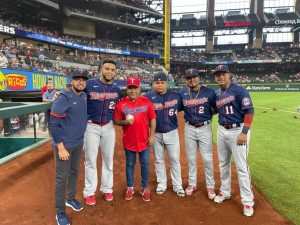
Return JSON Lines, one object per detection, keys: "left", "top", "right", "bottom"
{"left": 49, "top": 58, "right": 254, "bottom": 225}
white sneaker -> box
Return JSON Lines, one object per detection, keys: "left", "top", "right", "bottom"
{"left": 207, "top": 188, "right": 216, "bottom": 200}
{"left": 156, "top": 186, "right": 166, "bottom": 195}
{"left": 174, "top": 187, "right": 185, "bottom": 197}
{"left": 185, "top": 185, "right": 197, "bottom": 196}
{"left": 243, "top": 205, "right": 254, "bottom": 217}
{"left": 213, "top": 193, "right": 230, "bottom": 203}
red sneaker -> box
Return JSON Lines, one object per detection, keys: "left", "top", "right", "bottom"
{"left": 140, "top": 188, "right": 150, "bottom": 202}
{"left": 85, "top": 195, "right": 96, "bottom": 206}
{"left": 103, "top": 193, "right": 113, "bottom": 201}
{"left": 125, "top": 187, "right": 134, "bottom": 200}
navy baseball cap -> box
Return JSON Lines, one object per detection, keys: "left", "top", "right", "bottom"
{"left": 184, "top": 68, "right": 198, "bottom": 78}
{"left": 153, "top": 72, "right": 167, "bottom": 82}
{"left": 214, "top": 65, "right": 229, "bottom": 75}
{"left": 71, "top": 70, "right": 89, "bottom": 79}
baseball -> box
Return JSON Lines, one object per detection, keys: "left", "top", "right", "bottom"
{"left": 127, "top": 114, "right": 134, "bottom": 120}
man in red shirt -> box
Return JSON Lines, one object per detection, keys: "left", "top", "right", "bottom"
{"left": 114, "top": 76, "right": 156, "bottom": 202}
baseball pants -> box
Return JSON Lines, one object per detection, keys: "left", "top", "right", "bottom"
{"left": 53, "top": 144, "right": 83, "bottom": 213}
{"left": 83, "top": 121, "right": 115, "bottom": 197}
{"left": 153, "top": 129, "right": 183, "bottom": 191}
{"left": 185, "top": 123, "right": 215, "bottom": 189}
{"left": 217, "top": 125, "right": 254, "bottom": 206}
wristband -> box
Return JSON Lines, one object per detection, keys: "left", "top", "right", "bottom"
{"left": 242, "top": 126, "right": 249, "bottom": 134}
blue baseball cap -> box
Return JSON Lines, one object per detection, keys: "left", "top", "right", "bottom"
{"left": 153, "top": 72, "right": 167, "bottom": 82}
{"left": 184, "top": 68, "right": 198, "bottom": 78}
{"left": 214, "top": 65, "right": 229, "bottom": 75}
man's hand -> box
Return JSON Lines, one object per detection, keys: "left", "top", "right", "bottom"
{"left": 237, "top": 133, "right": 247, "bottom": 146}
{"left": 147, "top": 134, "right": 154, "bottom": 148}
{"left": 57, "top": 142, "right": 70, "bottom": 160}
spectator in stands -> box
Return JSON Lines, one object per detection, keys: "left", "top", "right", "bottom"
{"left": 4, "top": 47, "right": 11, "bottom": 59}
{"left": 0, "top": 51, "right": 8, "bottom": 68}
{"left": 25, "top": 50, "right": 31, "bottom": 65}
{"left": 38, "top": 50, "right": 45, "bottom": 64}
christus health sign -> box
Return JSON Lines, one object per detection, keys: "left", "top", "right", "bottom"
{"left": 275, "top": 19, "right": 300, "bottom": 25}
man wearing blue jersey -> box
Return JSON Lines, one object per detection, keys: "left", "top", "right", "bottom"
{"left": 50, "top": 70, "right": 89, "bottom": 225}
{"left": 213, "top": 65, "right": 254, "bottom": 217}
{"left": 180, "top": 68, "right": 217, "bottom": 200}
{"left": 145, "top": 72, "right": 185, "bottom": 197}
{"left": 83, "top": 58, "right": 122, "bottom": 205}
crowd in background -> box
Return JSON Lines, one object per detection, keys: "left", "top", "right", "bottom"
{"left": 0, "top": 18, "right": 162, "bottom": 55}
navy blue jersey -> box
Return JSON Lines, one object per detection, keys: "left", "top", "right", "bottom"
{"left": 144, "top": 90, "right": 183, "bottom": 133}
{"left": 84, "top": 78, "right": 122, "bottom": 123}
{"left": 50, "top": 89, "right": 87, "bottom": 149}
{"left": 215, "top": 83, "right": 254, "bottom": 125}
{"left": 180, "top": 86, "right": 217, "bottom": 124}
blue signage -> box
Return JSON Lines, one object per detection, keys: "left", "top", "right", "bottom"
{"left": 0, "top": 68, "right": 70, "bottom": 92}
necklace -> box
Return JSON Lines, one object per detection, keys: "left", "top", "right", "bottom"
{"left": 188, "top": 86, "right": 201, "bottom": 105}
{"left": 220, "top": 83, "right": 231, "bottom": 99}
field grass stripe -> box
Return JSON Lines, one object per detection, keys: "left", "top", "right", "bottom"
{"left": 255, "top": 106, "right": 300, "bottom": 114}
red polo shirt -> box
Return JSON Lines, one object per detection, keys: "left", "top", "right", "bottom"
{"left": 114, "top": 95, "right": 156, "bottom": 152}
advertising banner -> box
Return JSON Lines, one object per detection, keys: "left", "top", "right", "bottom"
{"left": 0, "top": 68, "right": 70, "bottom": 92}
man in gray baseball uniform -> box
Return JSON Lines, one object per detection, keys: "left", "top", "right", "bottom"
{"left": 83, "top": 59, "right": 122, "bottom": 205}
{"left": 179, "top": 68, "right": 217, "bottom": 200}
{"left": 144, "top": 72, "right": 185, "bottom": 197}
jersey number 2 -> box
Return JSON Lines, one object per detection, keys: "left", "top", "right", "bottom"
{"left": 225, "top": 105, "right": 234, "bottom": 114}
{"left": 109, "top": 102, "right": 115, "bottom": 109}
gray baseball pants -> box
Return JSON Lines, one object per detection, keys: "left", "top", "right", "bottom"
{"left": 185, "top": 123, "right": 215, "bottom": 189}
{"left": 153, "top": 129, "right": 183, "bottom": 191}
{"left": 83, "top": 121, "right": 115, "bottom": 197}
{"left": 217, "top": 125, "right": 254, "bottom": 206}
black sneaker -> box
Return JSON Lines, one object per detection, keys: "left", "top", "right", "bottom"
{"left": 65, "top": 199, "right": 84, "bottom": 211}
{"left": 56, "top": 212, "right": 70, "bottom": 225}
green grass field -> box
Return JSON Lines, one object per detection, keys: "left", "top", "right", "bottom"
{"left": 212, "top": 92, "right": 300, "bottom": 224}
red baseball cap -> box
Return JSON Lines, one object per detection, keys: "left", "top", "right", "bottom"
{"left": 126, "top": 77, "right": 140, "bottom": 87}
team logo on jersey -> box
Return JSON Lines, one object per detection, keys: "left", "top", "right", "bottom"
{"left": 153, "top": 100, "right": 178, "bottom": 110}
{"left": 216, "top": 95, "right": 235, "bottom": 108}
{"left": 242, "top": 97, "right": 251, "bottom": 106}
{"left": 123, "top": 106, "right": 148, "bottom": 115}
{"left": 183, "top": 97, "right": 208, "bottom": 107}
{"left": 89, "top": 92, "right": 119, "bottom": 100}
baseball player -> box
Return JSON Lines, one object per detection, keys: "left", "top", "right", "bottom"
{"left": 50, "top": 71, "right": 89, "bottom": 225}
{"left": 144, "top": 71, "right": 185, "bottom": 197}
{"left": 114, "top": 76, "right": 156, "bottom": 202}
{"left": 213, "top": 65, "right": 254, "bottom": 217}
{"left": 83, "top": 58, "right": 122, "bottom": 205}
{"left": 179, "top": 68, "right": 217, "bottom": 200}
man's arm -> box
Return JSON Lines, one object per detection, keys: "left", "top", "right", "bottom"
{"left": 147, "top": 118, "right": 156, "bottom": 148}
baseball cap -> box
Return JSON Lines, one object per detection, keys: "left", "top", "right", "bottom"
{"left": 71, "top": 70, "right": 89, "bottom": 79}
{"left": 153, "top": 72, "right": 167, "bottom": 82}
{"left": 184, "top": 68, "right": 198, "bottom": 78}
{"left": 126, "top": 76, "right": 140, "bottom": 87}
{"left": 214, "top": 65, "right": 229, "bottom": 75}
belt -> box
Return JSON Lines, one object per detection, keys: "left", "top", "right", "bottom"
{"left": 222, "top": 123, "right": 241, "bottom": 129}
{"left": 90, "top": 120, "right": 108, "bottom": 126}
{"left": 187, "top": 120, "right": 211, "bottom": 128}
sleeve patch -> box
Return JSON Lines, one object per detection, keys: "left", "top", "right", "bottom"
{"left": 242, "top": 97, "right": 251, "bottom": 106}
